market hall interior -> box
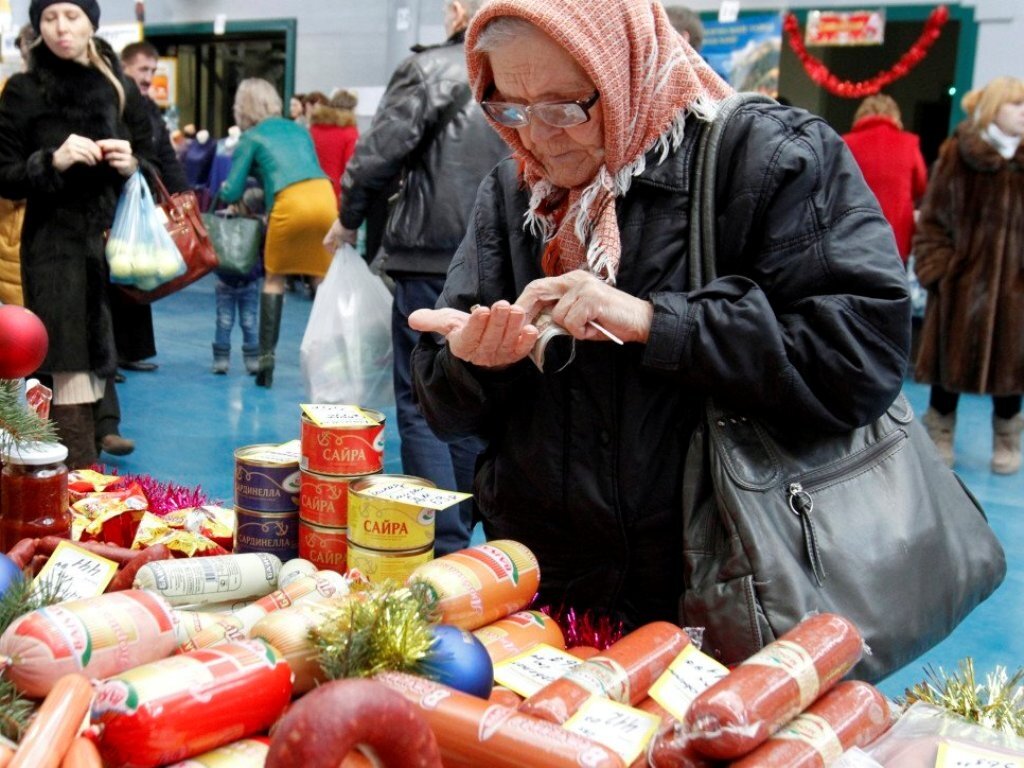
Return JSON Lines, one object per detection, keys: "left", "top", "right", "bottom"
{"left": 113, "top": 275, "right": 1024, "bottom": 700}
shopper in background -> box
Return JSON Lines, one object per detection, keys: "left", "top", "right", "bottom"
{"left": 289, "top": 93, "right": 305, "bottom": 123}
{"left": 220, "top": 78, "right": 336, "bottom": 388}
{"left": 323, "top": 0, "right": 508, "bottom": 556}
{"left": 843, "top": 94, "right": 927, "bottom": 263}
{"left": 309, "top": 89, "right": 359, "bottom": 209}
{"left": 0, "top": 0, "right": 154, "bottom": 467}
{"left": 914, "top": 76, "right": 1024, "bottom": 473}
{"left": 665, "top": 5, "right": 704, "bottom": 51}
{"left": 409, "top": 0, "right": 909, "bottom": 625}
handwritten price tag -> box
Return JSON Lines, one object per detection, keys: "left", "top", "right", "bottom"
{"left": 301, "top": 404, "right": 379, "bottom": 427}
{"left": 355, "top": 480, "right": 471, "bottom": 511}
{"left": 935, "top": 739, "right": 1024, "bottom": 768}
{"left": 648, "top": 644, "right": 730, "bottom": 721}
{"left": 33, "top": 540, "right": 118, "bottom": 599}
{"left": 493, "top": 643, "right": 582, "bottom": 698}
{"left": 564, "top": 697, "right": 661, "bottom": 765}
{"left": 243, "top": 439, "right": 301, "bottom": 463}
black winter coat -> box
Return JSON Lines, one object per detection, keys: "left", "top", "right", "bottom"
{"left": 143, "top": 96, "right": 188, "bottom": 195}
{"left": 339, "top": 31, "right": 508, "bottom": 276}
{"left": 412, "top": 103, "right": 911, "bottom": 628}
{"left": 0, "top": 40, "right": 154, "bottom": 376}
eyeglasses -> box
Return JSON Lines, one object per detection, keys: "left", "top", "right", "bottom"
{"left": 481, "top": 90, "right": 600, "bottom": 129}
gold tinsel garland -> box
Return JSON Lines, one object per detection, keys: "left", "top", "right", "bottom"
{"left": 904, "top": 658, "right": 1024, "bottom": 738}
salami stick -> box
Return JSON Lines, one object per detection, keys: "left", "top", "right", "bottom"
{"left": 518, "top": 622, "right": 690, "bottom": 724}
{"left": 105, "top": 544, "right": 173, "bottom": 593}
{"left": 686, "top": 613, "right": 863, "bottom": 760}
{"left": 729, "top": 681, "right": 890, "bottom": 768}
{"left": 4, "top": 539, "right": 36, "bottom": 570}
{"left": 376, "top": 671, "right": 626, "bottom": 768}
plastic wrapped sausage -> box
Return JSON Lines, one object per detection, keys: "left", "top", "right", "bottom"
{"left": 729, "top": 680, "right": 891, "bottom": 767}
{"left": 685, "top": 613, "right": 864, "bottom": 760}
{"left": 0, "top": 590, "right": 177, "bottom": 698}
{"left": 376, "top": 671, "right": 626, "bottom": 768}
{"left": 518, "top": 622, "right": 690, "bottom": 724}
{"left": 163, "top": 737, "right": 269, "bottom": 767}
{"left": 92, "top": 639, "right": 292, "bottom": 768}
{"left": 133, "top": 552, "right": 282, "bottom": 607}
{"left": 473, "top": 610, "right": 566, "bottom": 664}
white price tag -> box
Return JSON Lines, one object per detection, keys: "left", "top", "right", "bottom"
{"left": 648, "top": 644, "right": 730, "bottom": 721}
{"left": 355, "top": 480, "right": 470, "bottom": 511}
{"left": 563, "top": 697, "right": 661, "bottom": 766}
{"left": 719, "top": 0, "right": 740, "bottom": 23}
{"left": 244, "top": 439, "right": 301, "bottom": 463}
{"left": 301, "top": 403, "right": 380, "bottom": 427}
{"left": 935, "top": 739, "right": 1024, "bottom": 768}
{"left": 493, "top": 643, "right": 582, "bottom": 698}
{"left": 33, "top": 540, "right": 118, "bottom": 600}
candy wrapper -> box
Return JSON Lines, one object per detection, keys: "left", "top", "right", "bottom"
{"left": 162, "top": 506, "right": 235, "bottom": 552}
{"left": 69, "top": 473, "right": 148, "bottom": 547}
{"left": 24, "top": 378, "right": 52, "bottom": 419}
{"left": 132, "top": 510, "right": 231, "bottom": 557}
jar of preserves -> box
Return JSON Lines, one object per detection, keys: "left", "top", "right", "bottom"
{"left": 0, "top": 441, "right": 70, "bottom": 552}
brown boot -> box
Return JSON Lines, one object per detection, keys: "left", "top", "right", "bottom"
{"left": 992, "top": 414, "right": 1023, "bottom": 475}
{"left": 50, "top": 404, "right": 98, "bottom": 469}
{"left": 922, "top": 407, "right": 956, "bottom": 467}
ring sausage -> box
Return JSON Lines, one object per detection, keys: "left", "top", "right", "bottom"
{"left": 518, "top": 622, "right": 689, "bottom": 724}
{"left": 685, "top": 613, "right": 863, "bottom": 760}
{"left": 36, "top": 537, "right": 135, "bottom": 564}
{"left": 376, "top": 671, "right": 625, "bottom": 768}
{"left": 729, "top": 680, "right": 891, "bottom": 768}
{"left": 266, "top": 678, "right": 442, "bottom": 768}
{"left": 5, "top": 539, "right": 36, "bottom": 571}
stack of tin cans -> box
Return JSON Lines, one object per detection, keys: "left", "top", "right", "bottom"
{"left": 233, "top": 442, "right": 302, "bottom": 561}
{"left": 297, "top": 407, "right": 388, "bottom": 574}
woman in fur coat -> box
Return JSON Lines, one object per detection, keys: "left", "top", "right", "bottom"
{"left": 0, "top": 0, "right": 154, "bottom": 467}
{"left": 309, "top": 90, "right": 360, "bottom": 208}
{"left": 914, "top": 76, "right": 1024, "bottom": 473}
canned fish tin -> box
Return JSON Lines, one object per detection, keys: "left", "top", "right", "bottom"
{"left": 299, "top": 409, "right": 386, "bottom": 476}
{"left": 299, "top": 469, "right": 371, "bottom": 528}
{"left": 234, "top": 507, "right": 299, "bottom": 561}
{"left": 348, "top": 474, "right": 437, "bottom": 551}
{"left": 298, "top": 521, "right": 348, "bottom": 574}
{"left": 234, "top": 443, "right": 301, "bottom": 513}
{"left": 347, "top": 541, "right": 433, "bottom": 585}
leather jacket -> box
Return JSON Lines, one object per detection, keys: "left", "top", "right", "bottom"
{"left": 340, "top": 32, "right": 508, "bottom": 275}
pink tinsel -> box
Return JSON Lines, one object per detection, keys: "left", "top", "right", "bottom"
{"left": 534, "top": 603, "right": 625, "bottom": 651}
{"left": 92, "top": 465, "right": 212, "bottom": 515}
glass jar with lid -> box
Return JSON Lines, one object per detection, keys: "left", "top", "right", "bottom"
{"left": 0, "top": 441, "right": 70, "bottom": 553}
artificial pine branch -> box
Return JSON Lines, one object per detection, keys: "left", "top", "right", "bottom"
{"left": 0, "top": 380, "right": 57, "bottom": 455}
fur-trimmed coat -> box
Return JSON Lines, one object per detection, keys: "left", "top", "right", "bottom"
{"left": 913, "top": 124, "right": 1024, "bottom": 394}
{"left": 309, "top": 105, "right": 358, "bottom": 206}
{"left": 0, "top": 39, "right": 153, "bottom": 376}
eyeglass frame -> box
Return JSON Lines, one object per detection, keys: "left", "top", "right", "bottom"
{"left": 480, "top": 88, "right": 601, "bottom": 129}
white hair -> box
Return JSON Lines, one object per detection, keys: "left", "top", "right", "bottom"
{"left": 473, "top": 15, "right": 544, "bottom": 53}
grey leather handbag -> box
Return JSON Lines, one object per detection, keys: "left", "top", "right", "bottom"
{"left": 679, "top": 94, "right": 1006, "bottom": 683}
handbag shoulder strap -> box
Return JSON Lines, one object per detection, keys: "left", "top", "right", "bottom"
{"left": 688, "top": 92, "right": 777, "bottom": 290}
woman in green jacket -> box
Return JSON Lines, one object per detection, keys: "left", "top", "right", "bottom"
{"left": 220, "top": 78, "right": 336, "bottom": 387}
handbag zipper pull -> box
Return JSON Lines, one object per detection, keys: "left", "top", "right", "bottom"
{"left": 788, "top": 483, "right": 826, "bottom": 587}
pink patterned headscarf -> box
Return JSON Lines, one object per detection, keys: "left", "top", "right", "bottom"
{"left": 466, "top": 0, "right": 732, "bottom": 284}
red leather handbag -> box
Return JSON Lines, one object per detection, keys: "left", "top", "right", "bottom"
{"left": 117, "top": 173, "right": 219, "bottom": 304}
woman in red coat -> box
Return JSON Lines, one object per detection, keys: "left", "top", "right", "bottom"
{"left": 843, "top": 94, "right": 928, "bottom": 262}
{"left": 309, "top": 90, "right": 359, "bottom": 208}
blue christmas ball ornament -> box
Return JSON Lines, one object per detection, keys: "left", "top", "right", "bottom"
{"left": 426, "top": 624, "right": 494, "bottom": 698}
{"left": 0, "top": 553, "right": 24, "bottom": 598}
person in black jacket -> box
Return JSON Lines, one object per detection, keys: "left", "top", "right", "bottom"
{"left": 323, "top": 0, "right": 508, "bottom": 556}
{"left": 410, "top": 0, "right": 910, "bottom": 629}
{"left": 0, "top": 0, "right": 154, "bottom": 468}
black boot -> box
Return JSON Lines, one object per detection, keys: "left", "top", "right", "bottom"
{"left": 255, "top": 293, "right": 284, "bottom": 388}
{"left": 50, "top": 404, "right": 99, "bottom": 469}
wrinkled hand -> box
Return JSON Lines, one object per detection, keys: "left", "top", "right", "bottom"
{"left": 96, "top": 138, "right": 137, "bottom": 177}
{"left": 52, "top": 133, "right": 103, "bottom": 172}
{"left": 323, "top": 220, "right": 358, "bottom": 253}
{"left": 409, "top": 302, "right": 539, "bottom": 369}
{"left": 514, "top": 271, "right": 653, "bottom": 343}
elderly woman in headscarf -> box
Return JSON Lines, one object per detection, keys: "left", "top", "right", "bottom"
{"left": 410, "top": 0, "right": 910, "bottom": 629}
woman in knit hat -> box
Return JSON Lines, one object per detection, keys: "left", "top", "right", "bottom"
{"left": 410, "top": 0, "right": 910, "bottom": 629}
{"left": 0, "top": 1, "right": 154, "bottom": 467}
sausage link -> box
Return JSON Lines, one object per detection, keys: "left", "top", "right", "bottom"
{"left": 5, "top": 539, "right": 37, "bottom": 571}
{"left": 105, "top": 545, "right": 173, "bottom": 593}
{"left": 685, "top": 613, "right": 863, "bottom": 760}
{"left": 36, "top": 537, "right": 136, "bottom": 564}
{"left": 730, "top": 680, "right": 891, "bottom": 768}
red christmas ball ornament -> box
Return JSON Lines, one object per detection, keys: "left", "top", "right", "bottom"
{"left": 0, "top": 305, "right": 48, "bottom": 379}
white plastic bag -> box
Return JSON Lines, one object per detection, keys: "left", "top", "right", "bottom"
{"left": 105, "top": 171, "right": 187, "bottom": 291}
{"left": 300, "top": 244, "right": 394, "bottom": 410}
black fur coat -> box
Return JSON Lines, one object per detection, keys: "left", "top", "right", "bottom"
{"left": 0, "top": 38, "right": 154, "bottom": 376}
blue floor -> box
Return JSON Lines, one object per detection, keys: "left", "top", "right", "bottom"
{"left": 113, "top": 276, "right": 1022, "bottom": 700}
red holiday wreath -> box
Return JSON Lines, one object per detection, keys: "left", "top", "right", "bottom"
{"left": 784, "top": 5, "right": 949, "bottom": 99}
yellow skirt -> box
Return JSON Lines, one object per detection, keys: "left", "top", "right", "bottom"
{"left": 264, "top": 178, "right": 337, "bottom": 277}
